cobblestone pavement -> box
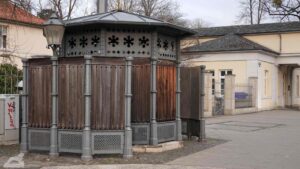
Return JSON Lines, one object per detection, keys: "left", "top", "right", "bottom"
{"left": 169, "top": 109, "right": 300, "bottom": 169}
{"left": 0, "top": 139, "right": 225, "bottom": 169}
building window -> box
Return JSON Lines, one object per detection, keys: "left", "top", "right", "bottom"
{"left": 220, "top": 69, "right": 233, "bottom": 95}
{"left": 297, "top": 75, "right": 300, "bottom": 97}
{"left": 0, "top": 26, "right": 7, "bottom": 49}
{"left": 264, "top": 70, "right": 269, "bottom": 97}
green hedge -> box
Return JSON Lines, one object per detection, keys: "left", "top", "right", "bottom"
{"left": 0, "top": 64, "right": 23, "bottom": 94}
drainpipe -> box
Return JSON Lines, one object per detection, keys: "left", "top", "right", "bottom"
{"left": 97, "top": 0, "right": 108, "bottom": 13}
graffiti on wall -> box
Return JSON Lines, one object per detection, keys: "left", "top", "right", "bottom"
{"left": 5, "top": 97, "right": 19, "bottom": 130}
{"left": 7, "top": 101, "right": 15, "bottom": 128}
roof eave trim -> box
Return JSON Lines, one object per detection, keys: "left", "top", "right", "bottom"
{"left": 182, "top": 49, "right": 279, "bottom": 55}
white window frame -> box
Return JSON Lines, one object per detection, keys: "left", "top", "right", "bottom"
{"left": 220, "top": 69, "right": 233, "bottom": 95}
{"left": 0, "top": 25, "right": 8, "bottom": 49}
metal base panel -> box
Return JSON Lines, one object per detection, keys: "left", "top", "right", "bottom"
{"left": 157, "top": 121, "right": 176, "bottom": 143}
{"left": 92, "top": 131, "right": 124, "bottom": 154}
{"left": 28, "top": 128, "right": 50, "bottom": 151}
{"left": 58, "top": 130, "right": 82, "bottom": 153}
{"left": 132, "top": 121, "right": 176, "bottom": 145}
{"left": 132, "top": 123, "right": 150, "bottom": 145}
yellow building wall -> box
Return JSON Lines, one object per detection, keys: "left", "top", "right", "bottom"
{"left": 187, "top": 60, "right": 248, "bottom": 84}
{"left": 281, "top": 33, "right": 300, "bottom": 54}
{"left": 0, "top": 22, "right": 51, "bottom": 68}
{"left": 244, "top": 34, "right": 281, "bottom": 53}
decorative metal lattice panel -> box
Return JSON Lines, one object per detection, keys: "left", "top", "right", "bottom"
{"left": 28, "top": 128, "right": 50, "bottom": 151}
{"left": 132, "top": 124, "right": 150, "bottom": 145}
{"left": 92, "top": 131, "right": 124, "bottom": 154}
{"left": 157, "top": 34, "right": 176, "bottom": 60}
{"left": 157, "top": 122, "right": 176, "bottom": 143}
{"left": 58, "top": 130, "right": 82, "bottom": 153}
{"left": 106, "top": 29, "right": 151, "bottom": 58}
{"left": 65, "top": 30, "right": 102, "bottom": 57}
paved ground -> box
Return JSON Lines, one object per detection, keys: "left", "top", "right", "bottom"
{"left": 0, "top": 139, "right": 224, "bottom": 168}
{"left": 2, "top": 109, "right": 299, "bottom": 169}
{"left": 169, "top": 109, "right": 300, "bottom": 169}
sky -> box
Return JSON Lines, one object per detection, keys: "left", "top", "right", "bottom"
{"left": 179, "top": 0, "right": 242, "bottom": 27}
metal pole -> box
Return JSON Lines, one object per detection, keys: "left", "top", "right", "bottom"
{"left": 150, "top": 32, "right": 158, "bottom": 145}
{"left": 20, "top": 58, "right": 28, "bottom": 153}
{"left": 50, "top": 50, "right": 59, "bottom": 156}
{"left": 175, "top": 39, "right": 182, "bottom": 141}
{"left": 124, "top": 56, "right": 133, "bottom": 158}
{"left": 82, "top": 55, "right": 93, "bottom": 161}
{"left": 199, "top": 65, "right": 206, "bottom": 141}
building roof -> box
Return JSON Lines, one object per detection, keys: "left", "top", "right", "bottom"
{"left": 0, "top": 1, "right": 44, "bottom": 26}
{"left": 182, "top": 33, "right": 278, "bottom": 54}
{"left": 65, "top": 10, "right": 196, "bottom": 36}
{"left": 196, "top": 22, "right": 300, "bottom": 37}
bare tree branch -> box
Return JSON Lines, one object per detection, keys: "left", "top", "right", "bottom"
{"left": 263, "top": 0, "right": 300, "bottom": 21}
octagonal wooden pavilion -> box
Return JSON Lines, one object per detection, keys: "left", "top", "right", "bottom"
{"left": 20, "top": 10, "right": 195, "bottom": 159}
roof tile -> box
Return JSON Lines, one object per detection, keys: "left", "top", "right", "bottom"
{"left": 182, "top": 33, "right": 278, "bottom": 54}
{"left": 0, "top": 1, "right": 44, "bottom": 25}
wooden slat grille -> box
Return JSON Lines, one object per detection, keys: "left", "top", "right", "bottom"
{"left": 180, "top": 67, "right": 201, "bottom": 120}
{"left": 28, "top": 65, "right": 52, "bottom": 128}
{"left": 156, "top": 65, "right": 176, "bottom": 122}
{"left": 131, "top": 65, "right": 151, "bottom": 123}
{"left": 58, "top": 64, "right": 84, "bottom": 130}
{"left": 91, "top": 64, "right": 125, "bottom": 130}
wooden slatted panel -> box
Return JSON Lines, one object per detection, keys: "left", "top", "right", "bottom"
{"left": 131, "top": 65, "right": 151, "bottom": 123}
{"left": 28, "top": 65, "right": 52, "bottom": 128}
{"left": 91, "top": 64, "right": 125, "bottom": 130}
{"left": 58, "top": 64, "right": 84, "bottom": 130}
{"left": 156, "top": 65, "right": 176, "bottom": 122}
{"left": 180, "top": 67, "right": 201, "bottom": 120}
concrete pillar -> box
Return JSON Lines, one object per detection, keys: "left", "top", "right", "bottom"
{"left": 150, "top": 32, "right": 158, "bottom": 145}
{"left": 20, "top": 58, "right": 29, "bottom": 153}
{"left": 249, "top": 77, "right": 258, "bottom": 108}
{"left": 124, "top": 56, "right": 133, "bottom": 158}
{"left": 50, "top": 56, "right": 59, "bottom": 156}
{"left": 204, "top": 72, "right": 213, "bottom": 117}
{"left": 175, "top": 39, "right": 182, "bottom": 141}
{"left": 199, "top": 66, "right": 206, "bottom": 141}
{"left": 81, "top": 55, "right": 93, "bottom": 161}
{"left": 224, "top": 75, "right": 235, "bottom": 115}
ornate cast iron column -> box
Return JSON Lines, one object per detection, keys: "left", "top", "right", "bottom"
{"left": 50, "top": 56, "right": 59, "bottom": 156}
{"left": 150, "top": 32, "right": 158, "bottom": 145}
{"left": 199, "top": 65, "right": 206, "bottom": 141}
{"left": 20, "top": 58, "right": 29, "bottom": 153}
{"left": 175, "top": 39, "right": 182, "bottom": 141}
{"left": 82, "top": 55, "right": 93, "bottom": 161}
{"left": 124, "top": 56, "right": 133, "bottom": 158}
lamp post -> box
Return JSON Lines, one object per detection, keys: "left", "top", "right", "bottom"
{"left": 43, "top": 13, "right": 65, "bottom": 56}
{"left": 43, "top": 13, "right": 64, "bottom": 156}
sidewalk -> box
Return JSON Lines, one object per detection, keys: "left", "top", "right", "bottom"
{"left": 169, "top": 110, "right": 300, "bottom": 169}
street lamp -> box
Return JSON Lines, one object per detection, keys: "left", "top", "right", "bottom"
{"left": 43, "top": 13, "right": 65, "bottom": 57}
{"left": 43, "top": 13, "right": 64, "bottom": 156}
